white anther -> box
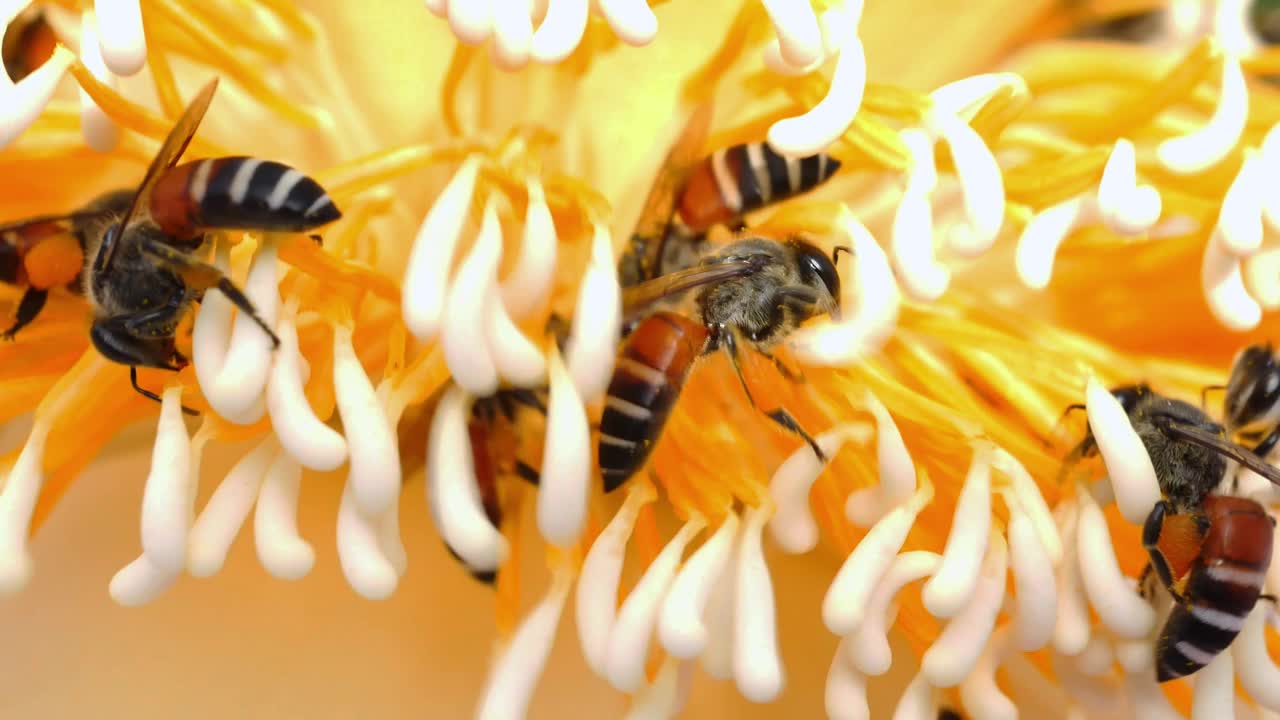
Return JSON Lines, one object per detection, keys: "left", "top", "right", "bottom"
{"left": 1234, "top": 605, "right": 1280, "bottom": 710}
{"left": 733, "top": 505, "right": 783, "bottom": 703}
{"left": 538, "top": 348, "right": 591, "bottom": 547}
{"left": 1085, "top": 376, "right": 1162, "bottom": 524}
{"left": 531, "top": 0, "right": 588, "bottom": 63}
{"left": 846, "top": 390, "right": 916, "bottom": 527}
{"left": 1074, "top": 634, "right": 1113, "bottom": 676}
{"left": 921, "top": 532, "right": 1008, "bottom": 688}
{"left": 427, "top": 384, "right": 507, "bottom": 574}
{"left": 790, "top": 208, "right": 899, "bottom": 365}
{"left": 1076, "top": 487, "right": 1154, "bottom": 639}
{"left": 760, "top": 0, "right": 823, "bottom": 68}
{"left": 848, "top": 551, "right": 941, "bottom": 676}
{"left": 78, "top": 10, "right": 118, "bottom": 152}
{"left": 930, "top": 73, "right": 1025, "bottom": 121}
{"left": 565, "top": 223, "right": 621, "bottom": 403}
{"left": 377, "top": 500, "right": 408, "bottom": 578}
{"left": 443, "top": 199, "right": 503, "bottom": 396}
{"left": 425, "top": 0, "right": 447, "bottom": 16}
{"left": 702, "top": 531, "right": 738, "bottom": 680}
{"left": 1015, "top": 195, "right": 1095, "bottom": 291}
{"left": 266, "top": 307, "right": 346, "bottom": 471}
{"left": 824, "top": 482, "right": 932, "bottom": 635}
{"left": 892, "top": 192, "right": 949, "bottom": 302}
{"left": 109, "top": 555, "right": 178, "bottom": 607}
{"left": 336, "top": 481, "right": 398, "bottom": 600}
{"left": 1246, "top": 247, "right": 1280, "bottom": 311}
{"left": 891, "top": 672, "right": 939, "bottom": 720}
{"left": 92, "top": 0, "right": 145, "bottom": 75}
{"left": 606, "top": 518, "right": 704, "bottom": 692}
{"left": 1052, "top": 502, "right": 1091, "bottom": 655}
{"left": 476, "top": 568, "right": 572, "bottom": 720}
{"left": 660, "top": 513, "right": 740, "bottom": 659}
{"left": 333, "top": 323, "right": 401, "bottom": 518}
{"left": 501, "top": 176, "right": 558, "bottom": 316}
{"left": 826, "top": 640, "right": 870, "bottom": 720}
{"left": 763, "top": 40, "right": 823, "bottom": 76}
{"left": 1191, "top": 648, "right": 1233, "bottom": 720}
{"left": 1123, "top": 671, "right": 1184, "bottom": 720}
{"left": 768, "top": 35, "right": 865, "bottom": 158}
{"left": 595, "top": 0, "right": 657, "bottom": 46}
{"left": 139, "top": 385, "right": 193, "bottom": 575}
{"left": 1203, "top": 227, "right": 1263, "bottom": 331}
{"left": 926, "top": 112, "right": 1004, "bottom": 257}
{"left": 447, "top": 0, "right": 493, "bottom": 45}
{"left": 0, "top": 45, "right": 72, "bottom": 149}
{"left": 491, "top": 0, "right": 533, "bottom": 70}
{"left": 923, "top": 442, "right": 993, "bottom": 619}
{"left": 193, "top": 239, "right": 233, "bottom": 392}
{"left": 1218, "top": 150, "right": 1266, "bottom": 255}
{"left": 1115, "top": 638, "right": 1153, "bottom": 675}
{"left": 1158, "top": 54, "right": 1247, "bottom": 174}
{"left": 253, "top": 452, "right": 312, "bottom": 581}
{"left": 1097, "top": 139, "right": 1162, "bottom": 234}
{"left": 769, "top": 422, "right": 871, "bottom": 554}
{"left": 404, "top": 155, "right": 480, "bottom": 342}
{"left": 1007, "top": 502, "right": 1057, "bottom": 652}
{"left": 625, "top": 657, "right": 693, "bottom": 720}
{"left": 992, "top": 449, "right": 1061, "bottom": 563}
{"left": 959, "top": 626, "right": 1016, "bottom": 720}
{"left": 208, "top": 239, "right": 278, "bottom": 423}
{"left": 188, "top": 437, "right": 275, "bottom": 577}
{"left": 578, "top": 484, "right": 652, "bottom": 676}
{"left": 485, "top": 267, "right": 546, "bottom": 389}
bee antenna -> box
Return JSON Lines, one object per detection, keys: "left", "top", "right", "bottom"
{"left": 832, "top": 245, "right": 853, "bottom": 265}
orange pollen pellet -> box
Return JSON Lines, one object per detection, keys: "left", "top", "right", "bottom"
{"left": 24, "top": 235, "right": 83, "bottom": 290}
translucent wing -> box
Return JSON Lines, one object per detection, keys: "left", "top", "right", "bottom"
{"left": 0, "top": 212, "right": 99, "bottom": 241}
{"left": 95, "top": 78, "right": 219, "bottom": 276}
{"left": 1159, "top": 418, "right": 1280, "bottom": 486}
{"left": 621, "top": 257, "right": 760, "bottom": 325}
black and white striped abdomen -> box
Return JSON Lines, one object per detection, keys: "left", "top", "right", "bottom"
{"left": 715, "top": 143, "right": 840, "bottom": 213}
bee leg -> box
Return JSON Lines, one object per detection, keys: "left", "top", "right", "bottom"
{"left": 130, "top": 366, "right": 199, "bottom": 416}
{"left": 1200, "top": 384, "right": 1226, "bottom": 412}
{"left": 757, "top": 349, "right": 805, "bottom": 384}
{"left": 1252, "top": 428, "right": 1280, "bottom": 461}
{"left": 503, "top": 388, "right": 548, "bottom": 416}
{"left": 513, "top": 460, "right": 541, "bottom": 486}
{"left": 1142, "top": 500, "right": 1185, "bottom": 602}
{"left": 0, "top": 287, "right": 47, "bottom": 340}
{"left": 719, "top": 328, "right": 827, "bottom": 463}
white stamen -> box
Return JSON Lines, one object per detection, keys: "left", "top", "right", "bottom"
{"left": 1096, "top": 139, "right": 1161, "bottom": 234}
{"left": 1235, "top": 605, "right": 1280, "bottom": 711}
{"left": 769, "top": 422, "right": 871, "bottom": 554}
{"left": 424, "top": 0, "right": 448, "bottom": 17}
{"left": 848, "top": 551, "right": 942, "bottom": 676}
{"left": 762, "top": 40, "right": 823, "bottom": 76}
{"left": 760, "top": 0, "right": 823, "bottom": 68}
{"left": 1051, "top": 502, "right": 1091, "bottom": 655}
{"left": 930, "top": 73, "right": 1025, "bottom": 120}
{"left": 193, "top": 240, "right": 233, "bottom": 397}
{"left": 1074, "top": 633, "right": 1113, "bottom": 677}
{"left": 1203, "top": 227, "right": 1263, "bottom": 330}
{"left": 1007, "top": 501, "right": 1057, "bottom": 652}
{"left": 846, "top": 390, "right": 916, "bottom": 527}
{"left": 501, "top": 176, "right": 558, "bottom": 316}
{"left": 485, "top": 273, "right": 546, "bottom": 388}
{"left": 923, "top": 442, "right": 993, "bottom": 619}
{"left": 108, "top": 555, "right": 178, "bottom": 607}
{"left": 491, "top": 0, "right": 533, "bottom": 70}
{"left": 333, "top": 323, "right": 401, "bottom": 517}
{"left": 605, "top": 518, "right": 704, "bottom": 692}
{"left": 538, "top": 348, "right": 591, "bottom": 547}
{"left": 427, "top": 384, "right": 507, "bottom": 574}
{"left": 921, "top": 532, "right": 1008, "bottom": 688}
{"left": 565, "top": 223, "right": 621, "bottom": 403}
{"left": 891, "top": 672, "right": 939, "bottom": 720}
{"left": 531, "top": 0, "right": 588, "bottom": 63}
{"left": 825, "top": 639, "right": 870, "bottom": 720}
{"left": 1157, "top": 54, "right": 1247, "bottom": 174}
{"left": 701, "top": 527, "right": 739, "bottom": 680}
{"left": 187, "top": 437, "right": 275, "bottom": 577}
{"left": 1085, "top": 376, "right": 1162, "bottom": 525}
{"left": 992, "top": 448, "right": 1061, "bottom": 563}
{"left": 1122, "top": 671, "right": 1184, "bottom": 720}
{"left": 892, "top": 191, "right": 949, "bottom": 302}
{"left": 404, "top": 155, "right": 480, "bottom": 342}
{"left": 253, "top": 452, "right": 312, "bottom": 581}
{"left": 927, "top": 112, "right": 1004, "bottom": 257}
{"left": 266, "top": 306, "right": 347, "bottom": 471}
{"left": 0, "top": 45, "right": 73, "bottom": 150}
{"left": 1115, "top": 638, "right": 1153, "bottom": 675}
{"left": 138, "top": 385, "right": 193, "bottom": 574}
{"left": 447, "top": 0, "right": 493, "bottom": 45}
{"left": 958, "top": 626, "right": 1016, "bottom": 720}
{"left": 336, "top": 481, "right": 398, "bottom": 600}
{"left": 78, "top": 10, "right": 118, "bottom": 152}
{"left": 209, "top": 239, "right": 279, "bottom": 423}
{"left": 476, "top": 568, "right": 572, "bottom": 720}
{"left": 443, "top": 198, "right": 503, "bottom": 396}
{"left": 733, "top": 505, "right": 783, "bottom": 703}
{"left": 577, "top": 484, "right": 652, "bottom": 676}
{"left": 595, "top": 0, "right": 657, "bottom": 46}
{"left": 1076, "top": 487, "right": 1154, "bottom": 639}
{"left": 1015, "top": 195, "right": 1094, "bottom": 291}
{"left": 659, "top": 513, "right": 740, "bottom": 659}
{"left": 624, "top": 657, "right": 692, "bottom": 720}
{"left": 1245, "top": 247, "right": 1280, "bottom": 311}
{"left": 93, "top": 0, "right": 145, "bottom": 75}
{"left": 1218, "top": 149, "right": 1266, "bottom": 256}
{"left": 768, "top": 35, "right": 865, "bottom": 157}
{"left": 1191, "top": 648, "right": 1234, "bottom": 720}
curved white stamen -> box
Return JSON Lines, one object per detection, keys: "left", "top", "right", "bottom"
{"left": 891, "top": 671, "right": 939, "bottom": 720}
{"left": 992, "top": 449, "right": 1061, "bottom": 563}
{"left": 1218, "top": 150, "right": 1266, "bottom": 256}
{"left": 139, "top": 385, "right": 193, "bottom": 574}
{"left": 428, "top": 384, "right": 507, "bottom": 573}
{"left": 1245, "top": 247, "right": 1280, "bottom": 311}
{"left": 565, "top": 223, "right": 621, "bottom": 403}
{"left": 333, "top": 323, "right": 400, "bottom": 517}
{"left": 491, "top": 0, "right": 533, "bottom": 70}
{"left": 760, "top": 0, "right": 823, "bottom": 68}
{"left": 931, "top": 72, "right": 1025, "bottom": 120}
{"left": 78, "top": 10, "right": 118, "bottom": 152}
{"left": 443, "top": 199, "right": 503, "bottom": 396}
{"left": 447, "top": 0, "right": 493, "bottom": 45}
{"left": 605, "top": 518, "right": 704, "bottom": 692}
{"left": 1085, "top": 376, "right": 1162, "bottom": 524}
{"left": 928, "top": 112, "right": 1004, "bottom": 257}
{"left": 1115, "top": 638, "right": 1153, "bottom": 675}
{"left": 1007, "top": 502, "right": 1057, "bottom": 652}
{"left": 768, "top": 36, "right": 865, "bottom": 158}
{"left": 892, "top": 192, "right": 949, "bottom": 301}
{"left": 596, "top": 0, "right": 657, "bottom": 46}
{"left": 922, "top": 532, "right": 1008, "bottom": 688}
{"left": 1097, "top": 139, "right": 1161, "bottom": 235}
{"left": 1074, "top": 634, "right": 1113, "bottom": 677}
{"left": 1015, "top": 195, "right": 1094, "bottom": 291}
{"left": 208, "top": 239, "right": 278, "bottom": 423}
{"left": 1204, "top": 227, "right": 1264, "bottom": 330}
{"left": 1123, "top": 671, "right": 1183, "bottom": 720}
{"left": 336, "top": 481, "right": 398, "bottom": 600}
{"left": 762, "top": 41, "right": 823, "bottom": 76}
{"left": 577, "top": 483, "right": 653, "bottom": 676}
{"left": 849, "top": 551, "right": 942, "bottom": 676}
{"left": 0, "top": 44, "right": 73, "bottom": 150}
{"left": 1234, "top": 605, "right": 1280, "bottom": 710}
{"left": 501, "top": 176, "right": 558, "bottom": 316}
{"left": 826, "top": 639, "right": 870, "bottom": 720}
{"left": 253, "top": 452, "right": 312, "bottom": 581}
{"left": 93, "top": 0, "right": 145, "bottom": 75}
{"left": 1076, "top": 487, "right": 1154, "bottom": 639}
{"left": 267, "top": 307, "right": 346, "bottom": 471}
{"left": 193, "top": 240, "right": 233, "bottom": 394}
{"left": 424, "top": 0, "right": 447, "bottom": 17}
{"left": 733, "top": 505, "right": 783, "bottom": 703}
{"left": 846, "top": 391, "right": 916, "bottom": 527}
{"left": 958, "top": 626, "right": 1016, "bottom": 720}
{"left": 701, "top": 529, "right": 739, "bottom": 680}
{"left": 188, "top": 437, "right": 276, "bottom": 577}
{"left": 625, "top": 657, "right": 692, "bottom": 720}
{"left": 531, "top": 0, "right": 588, "bottom": 63}
{"left": 486, "top": 275, "right": 546, "bottom": 388}
{"left": 1157, "top": 54, "right": 1247, "bottom": 174}
{"left": 109, "top": 555, "right": 178, "bottom": 607}
{"left": 825, "top": 480, "right": 932, "bottom": 635}
{"left": 1052, "top": 502, "right": 1090, "bottom": 655}
{"left": 476, "top": 568, "right": 572, "bottom": 720}
{"left": 659, "top": 513, "right": 740, "bottom": 659}
{"left": 769, "top": 422, "right": 871, "bottom": 554}
{"left": 1191, "top": 649, "right": 1234, "bottom": 720}
{"left": 538, "top": 348, "right": 591, "bottom": 547}
{"left": 377, "top": 501, "right": 408, "bottom": 577}
{"left": 404, "top": 155, "right": 481, "bottom": 342}
{"left": 923, "top": 442, "right": 993, "bottom": 619}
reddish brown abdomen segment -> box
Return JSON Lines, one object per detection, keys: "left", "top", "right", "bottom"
{"left": 676, "top": 143, "right": 841, "bottom": 232}
{"left": 599, "top": 311, "right": 709, "bottom": 493}
{"left": 149, "top": 157, "right": 342, "bottom": 240}
{"left": 1155, "top": 495, "right": 1273, "bottom": 682}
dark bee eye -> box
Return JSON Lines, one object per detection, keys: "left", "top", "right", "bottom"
{"left": 795, "top": 241, "right": 840, "bottom": 301}
{"left": 1254, "top": 0, "right": 1280, "bottom": 44}
{"left": 1111, "top": 385, "right": 1148, "bottom": 415}
{"left": 1225, "top": 344, "right": 1280, "bottom": 429}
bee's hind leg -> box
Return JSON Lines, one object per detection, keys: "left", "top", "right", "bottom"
{"left": 1, "top": 288, "right": 47, "bottom": 340}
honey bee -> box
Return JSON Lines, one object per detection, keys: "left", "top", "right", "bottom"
{"left": 1221, "top": 342, "right": 1280, "bottom": 459}
{"left": 599, "top": 235, "right": 847, "bottom": 492}
{"left": 1064, "top": 384, "right": 1280, "bottom": 682}
{"left": 2, "top": 6, "right": 55, "bottom": 82}
{"left": 0, "top": 78, "right": 341, "bottom": 403}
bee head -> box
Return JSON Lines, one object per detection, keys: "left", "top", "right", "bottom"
{"left": 1225, "top": 342, "right": 1280, "bottom": 433}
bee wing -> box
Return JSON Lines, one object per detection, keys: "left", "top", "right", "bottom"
{"left": 0, "top": 212, "right": 99, "bottom": 243}
{"left": 629, "top": 102, "right": 715, "bottom": 277}
{"left": 1159, "top": 418, "right": 1280, "bottom": 486}
{"left": 96, "top": 78, "right": 219, "bottom": 276}
{"left": 621, "top": 257, "right": 760, "bottom": 324}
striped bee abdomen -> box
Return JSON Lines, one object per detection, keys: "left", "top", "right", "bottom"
{"left": 149, "top": 156, "right": 342, "bottom": 240}
{"left": 599, "top": 311, "right": 709, "bottom": 493}
{"left": 676, "top": 143, "right": 841, "bottom": 232}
